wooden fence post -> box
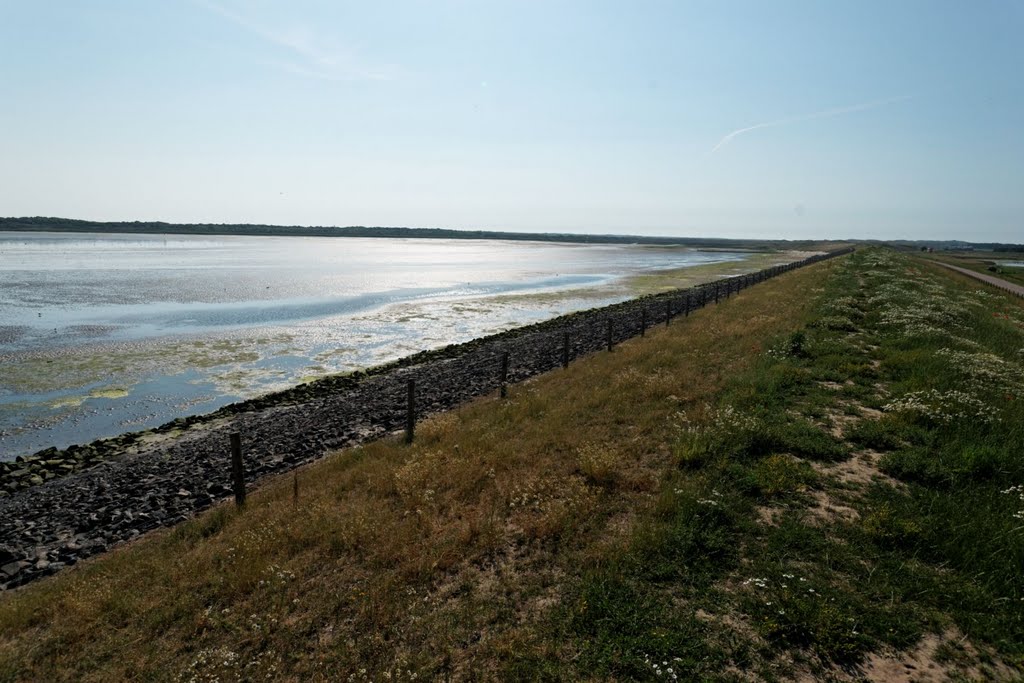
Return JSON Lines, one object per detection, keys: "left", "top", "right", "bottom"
{"left": 500, "top": 351, "right": 509, "bottom": 398}
{"left": 405, "top": 379, "right": 416, "bottom": 443}
{"left": 606, "top": 319, "right": 614, "bottom": 351}
{"left": 665, "top": 299, "right": 671, "bottom": 327}
{"left": 230, "top": 432, "right": 245, "bottom": 507}
{"left": 640, "top": 308, "right": 646, "bottom": 337}
{"left": 562, "top": 332, "right": 570, "bottom": 369}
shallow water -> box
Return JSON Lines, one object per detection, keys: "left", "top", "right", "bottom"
{"left": 0, "top": 232, "right": 751, "bottom": 458}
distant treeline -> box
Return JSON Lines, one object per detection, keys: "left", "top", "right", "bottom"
{"left": 4, "top": 217, "right": 1019, "bottom": 253}
{"left": 0, "top": 216, "right": 825, "bottom": 250}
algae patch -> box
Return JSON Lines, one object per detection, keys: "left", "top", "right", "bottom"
{"left": 47, "top": 386, "right": 131, "bottom": 409}
{"left": 3, "top": 332, "right": 296, "bottom": 395}
{"left": 90, "top": 387, "right": 130, "bottom": 400}
{"left": 622, "top": 251, "right": 809, "bottom": 295}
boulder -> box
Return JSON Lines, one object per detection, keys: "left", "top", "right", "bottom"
{"left": 1, "top": 561, "right": 23, "bottom": 578}
{"left": 0, "top": 546, "right": 20, "bottom": 565}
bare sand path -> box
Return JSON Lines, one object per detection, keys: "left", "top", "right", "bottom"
{"left": 933, "top": 261, "right": 1024, "bottom": 298}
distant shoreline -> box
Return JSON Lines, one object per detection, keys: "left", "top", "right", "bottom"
{"left": 0, "top": 216, "right": 827, "bottom": 250}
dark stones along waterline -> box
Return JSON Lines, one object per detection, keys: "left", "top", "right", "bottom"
{"left": 0, "top": 249, "right": 851, "bottom": 590}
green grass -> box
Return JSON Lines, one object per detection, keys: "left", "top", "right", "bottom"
{"left": 637, "top": 246, "right": 1024, "bottom": 675}
{"left": 927, "top": 251, "right": 1024, "bottom": 287}
{"left": 2, "top": 248, "right": 1023, "bottom": 681}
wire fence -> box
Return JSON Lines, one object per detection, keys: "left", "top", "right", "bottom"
{"left": 0, "top": 247, "right": 854, "bottom": 590}
{"left": 224, "top": 247, "right": 855, "bottom": 502}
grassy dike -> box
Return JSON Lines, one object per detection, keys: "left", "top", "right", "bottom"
{"left": 1, "top": 248, "right": 1022, "bottom": 681}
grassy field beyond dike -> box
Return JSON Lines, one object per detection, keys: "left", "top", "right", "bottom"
{"left": 2, "top": 248, "right": 1023, "bottom": 681}
{"left": 926, "top": 250, "right": 1024, "bottom": 288}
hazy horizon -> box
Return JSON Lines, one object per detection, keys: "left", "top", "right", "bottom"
{"left": 2, "top": 2, "right": 1022, "bottom": 242}
{"left": 3, "top": 216, "right": 1018, "bottom": 246}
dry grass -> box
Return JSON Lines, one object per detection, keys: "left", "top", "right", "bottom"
{"left": 0, "top": 265, "right": 830, "bottom": 682}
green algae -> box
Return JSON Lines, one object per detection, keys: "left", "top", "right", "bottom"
{"left": 48, "top": 386, "right": 132, "bottom": 409}
{"left": 622, "top": 251, "right": 804, "bottom": 296}
{"left": 489, "top": 288, "right": 612, "bottom": 307}
{"left": 2, "top": 333, "right": 295, "bottom": 396}
{"left": 90, "top": 387, "right": 130, "bottom": 400}
{"left": 49, "top": 395, "right": 86, "bottom": 409}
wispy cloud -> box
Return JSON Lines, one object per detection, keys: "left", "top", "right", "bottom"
{"left": 710, "top": 94, "right": 915, "bottom": 155}
{"left": 194, "top": 0, "right": 394, "bottom": 82}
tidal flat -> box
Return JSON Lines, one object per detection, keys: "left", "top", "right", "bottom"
{"left": 0, "top": 233, "right": 800, "bottom": 458}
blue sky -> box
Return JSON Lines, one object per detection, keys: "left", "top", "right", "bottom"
{"left": 1, "top": 1, "right": 1022, "bottom": 241}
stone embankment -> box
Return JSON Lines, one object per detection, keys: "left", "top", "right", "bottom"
{"left": 0, "top": 249, "right": 852, "bottom": 589}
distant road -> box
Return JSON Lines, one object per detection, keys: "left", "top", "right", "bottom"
{"left": 933, "top": 261, "right": 1024, "bottom": 298}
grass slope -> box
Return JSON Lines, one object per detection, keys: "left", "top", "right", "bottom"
{"left": 926, "top": 251, "right": 1024, "bottom": 288}
{"left": 1, "top": 249, "right": 1022, "bottom": 682}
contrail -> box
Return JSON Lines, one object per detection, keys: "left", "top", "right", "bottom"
{"left": 709, "top": 94, "right": 915, "bottom": 155}
{"left": 192, "top": 0, "right": 393, "bottom": 82}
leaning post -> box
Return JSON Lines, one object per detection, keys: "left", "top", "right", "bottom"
{"left": 405, "top": 379, "right": 416, "bottom": 444}
{"left": 230, "top": 432, "right": 245, "bottom": 507}
{"left": 500, "top": 351, "right": 509, "bottom": 398}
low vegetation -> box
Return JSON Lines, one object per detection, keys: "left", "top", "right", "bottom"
{"left": 927, "top": 250, "right": 1024, "bottom": 288}
{"left": 1, "top": 248, "right": 1022, "bottom": 681}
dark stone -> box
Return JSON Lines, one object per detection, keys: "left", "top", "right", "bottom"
{"left": 0, "top": 546, "right": 19, "bottom": 565}
{"left": 1, "top": 561, "right": 23, "bottom": 578}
